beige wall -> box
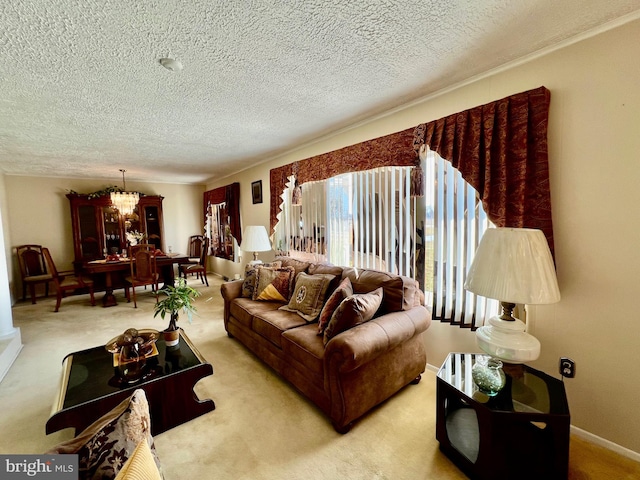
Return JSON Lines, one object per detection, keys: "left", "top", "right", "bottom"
{"left": 4, "top": 175, "right": 205, "bottom": 300}
{"left": 207, "top": 18, "right": 640, "bottom": 455}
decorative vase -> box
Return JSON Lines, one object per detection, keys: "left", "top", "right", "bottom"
{"left": 472, "top": 356, "right": 506, "bottom": 396}
{"left": 118, "top": 343, "right": 145, "bottom": 383}
{"left": 163, "top": 329, "right": 180, "bottom": 347}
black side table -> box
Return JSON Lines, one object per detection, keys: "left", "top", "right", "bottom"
{"left": 436, "top": 353, "right": 570, "bottom": 480}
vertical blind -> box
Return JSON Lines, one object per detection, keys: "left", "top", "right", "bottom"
{"left": 275, "top": 167, "right": 415, "bottom": 277}
{"left": 424, "top": 147, "right": 497, "bottom": 329}
{"left": 274, "top": 155, "right": 498, "bottom": 329}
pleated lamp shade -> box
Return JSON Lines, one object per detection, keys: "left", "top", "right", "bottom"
{"left": 464, "top": 227, "right": 560, "bottom": 363}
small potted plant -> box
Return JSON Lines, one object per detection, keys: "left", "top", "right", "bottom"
{"left": 154, "top": 277, "right": 200, "bottom": 346}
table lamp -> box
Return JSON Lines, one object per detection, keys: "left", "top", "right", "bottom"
{"left": 242, "top": 226, "right": 272, "bottom": 265}
{"left": 464, "top": 227, "right": 560, "bottom": 364}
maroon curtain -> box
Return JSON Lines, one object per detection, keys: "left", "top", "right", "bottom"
{"left": 225, "top": 182, "right": 242, "bottom": 245}
{"left": 413, "top": 86, "right": 554, "bottom": 254}
{"left": 269, "top": 128, "right": 415, "bottom": 233}
{"left": 204, "top": 182, "right": 242, "bottom": 245}
{"left": 269, "top": 86, "right": 553, "bottom": 254}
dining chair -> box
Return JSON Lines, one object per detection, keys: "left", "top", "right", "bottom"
{"left": 42, "top": 247, "right": 96, "bottom": 312}
{"left": 180, "top": 238, "right": 209, "bottom": 286}
{"left": 124, "top": 244, "right": 159, "bottom": 308}
{"left": 178, "top": 235, "right": 205, "bottom": 278}
{"left": 179, "top": 235, "right": 204, "bottom": 279}
{"left": 16, "top": 244, "right": 53, "bottom": 304}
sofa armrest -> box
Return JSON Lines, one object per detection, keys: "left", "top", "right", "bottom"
{"left": 324, "top": 306, "right": 431, "bottom": 375}
{"left": 220, "top": 279, "right": 243, "bottom": 325}
{"left": 220, "top": 279, "right": 243, "bottom": 301}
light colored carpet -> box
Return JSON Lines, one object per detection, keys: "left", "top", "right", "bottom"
{"left": 1, "top": 276, "right": 463, "bottom": 479}
{"left": 2, "top": 276, "right": 639, "bottom": 479}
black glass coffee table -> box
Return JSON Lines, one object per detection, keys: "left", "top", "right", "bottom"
{"left": 47, "top": 329, "right": 215, "bottom": 436}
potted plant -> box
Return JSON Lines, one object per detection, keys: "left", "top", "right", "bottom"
{"left": 153, "top": 277, "right": 200, "bottom": 346}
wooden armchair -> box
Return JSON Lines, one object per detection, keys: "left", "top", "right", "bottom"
{"left": 180, "top": 238, "right": 209, "bottom": 286}
{"left": 124, "top": 244, "right": 159, "bottom": 308}
{"left": 42, "top": 248, "right": 95, "bottom": 312}
{"left": 16, "top": 244, "right": 53, "bottom": 304}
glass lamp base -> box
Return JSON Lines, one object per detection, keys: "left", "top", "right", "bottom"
{"left": 476, "top": 315, "right": 540, "bottom": 364}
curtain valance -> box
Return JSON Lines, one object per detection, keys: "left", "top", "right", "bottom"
{"left": 269, "top": 127, "right": 415, "bottom": 233}
{"left": 204, "top": 182, "right": 242, "bottom": 245}
{"left": 269, "top": 86, "right": 553, "bottom": 254}
{"left": 413, "top": 86, "right": 553, "bottom": 254}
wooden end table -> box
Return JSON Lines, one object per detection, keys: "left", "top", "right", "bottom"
{"left": 436, "top": 353, "right": 570, "bottom": 480}
{"left": 47, "top": 329, "right": 215, "bottom": 436}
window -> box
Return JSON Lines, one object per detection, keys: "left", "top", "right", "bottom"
{"left": 422, "top": 148, "right": 498, "bottom": 329}
{"left": 206, "top": 201, "right": 236, "bottom": 261}
{"left": 275, "top": 149, "right": 497, "bottom": 328}
{"left": 203, "top": 183, "right": 241, "bottom": 262}
{"left": 275, "top": 166, "right": 415, "bottom": 277}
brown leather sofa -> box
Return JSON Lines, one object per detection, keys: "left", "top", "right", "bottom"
{"left": 220, "top": 257, "right": 432, "bottom": 432}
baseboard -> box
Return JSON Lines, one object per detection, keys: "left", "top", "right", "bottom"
{"left": 0, "top": 328, "right": 23, "bottom": 384}
{"left": 426, "top": 363, "right": 439, "bottom": 374}
{"left": 426, "top": 361, "right": 640, "bottom": 462}
{"left": 570, "top": 425, "right": 640, "bottom": 462}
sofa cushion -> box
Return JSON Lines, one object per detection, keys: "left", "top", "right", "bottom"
{"left": 307, "top": 263, "right": 344, "bottom": 295}
{"left": 324, "top": 287, "right": 383, "bottom": 345}
{"left": 230, "top": 297, "right": 283, "bottom": 328}
{"left": 252, "top": 309, "right": 307, "bottom": 348}
{"left": 242, "top": 261, "right": 282, "bottom": 298}
{"left": 275, "top": 256, "right": 312, "bottom": 276}
{"left": 281, "top": 324, "right": 325, "bottom": 376}
{"left": 341, "top": 267, "right": 417, "bottom": 314}
{"left": 317, "top": 277, "right": 353, "bottom": 335}
{"left": 253, "top": 266, "right": 295, "bottom": 301}
{"left": 279, "top": 272, "right": 335, "bottom": 322}
{"left": 46, "top": 389, "right": 161, "bottom": 480}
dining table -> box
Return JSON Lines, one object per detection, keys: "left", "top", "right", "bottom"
{"left": 84, "top": 253, "right": 190, "bottom": 307}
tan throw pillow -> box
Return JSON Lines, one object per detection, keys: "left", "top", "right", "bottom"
{"left": 323, "top": 287, "right": 383, "bottom": 345}
{"left": 253, "top": 266, "right": 295, "bottom": 302}
{"left": 279, "top": 272, "right": 336, "bottom": 322}
{"left": 317, "top": 277, "right": 353, "bottom": 335}
{"left": 241, "top": 261, "right": 282, "bottom": 298}
{"left": 46, "top": 389, "right": 161, "bottom": 480}
{"left": 114, "top": 439, "right": 162, "bottom": 480}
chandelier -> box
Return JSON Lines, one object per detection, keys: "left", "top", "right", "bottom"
{"left": 110, "top": 169, "right": 139, "bottom": 216}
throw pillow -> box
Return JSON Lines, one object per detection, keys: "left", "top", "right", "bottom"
{"left": 279, "top": 272, "right": 336, "bottom": 322}
{"left": 323, "top": 287, "right": 383, "bottom": 345}
{"left": 46, "top": 389, "right": 161, "bottom": 480}
{"left": 241, "top": 261, "right": 282, "bottom": 298}
{"left": 114, "top": 439, "right": 162, "bottom": 480}
{"left": 317, "top": 277, "right": 353, "bottom": 335}
{"left": 253, "top": 266, "right": 295, "bottom": 302}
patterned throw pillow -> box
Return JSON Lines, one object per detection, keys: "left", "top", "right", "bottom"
{"left": 253, "top": 266, "right": 295, "bottom": 302}
{"left": 46, "top": 389, "right": 161, "bottom": 480}
{"left": 241, "top": 261, "right": 282, "bottom": 298}
{"left": 317, "top": 277, "right": 353, "bottom": 335}
{"left": 323, "top": 287, "right": 383, "bottom": 345}
{"left": 279, "top": 272, "right": 336, "bottom": 322}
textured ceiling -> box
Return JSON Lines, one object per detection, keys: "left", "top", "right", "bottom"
{"left": 1, "top": 1, "right": 639, "bottom": 185}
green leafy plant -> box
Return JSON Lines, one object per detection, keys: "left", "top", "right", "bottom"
{"left": 153, "top": 277, "right": 200, "bottom": 331}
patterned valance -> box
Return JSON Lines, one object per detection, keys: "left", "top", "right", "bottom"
{"left": 269, "top": 86, "right": 553, "bottom": 255}
{"left": 269, "top": 127, "right": 415, "bottom": 233}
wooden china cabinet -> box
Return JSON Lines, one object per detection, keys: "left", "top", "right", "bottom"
{"left": 67, "top": 193, "right": 165, "bottom": 270}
